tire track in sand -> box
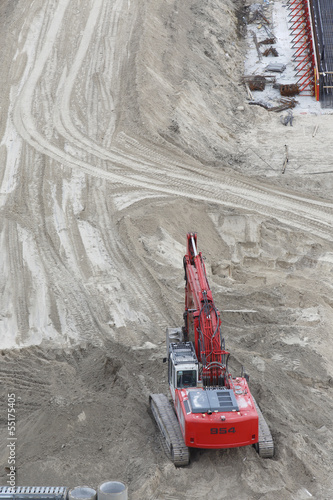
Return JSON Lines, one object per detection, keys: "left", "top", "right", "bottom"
{"left": 12, "top": 0, "right": 333, "bottom": 246}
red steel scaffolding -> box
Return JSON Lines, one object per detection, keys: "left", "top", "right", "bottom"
{"left": 287, "top": 0, "right": 320, "bottom": 99}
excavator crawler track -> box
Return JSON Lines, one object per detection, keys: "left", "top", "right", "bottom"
{"left": 150, "top": 393, "right": 190, "bottom": 467}
{"left": 252, "top": 397, "right": 274, "bottom": 458}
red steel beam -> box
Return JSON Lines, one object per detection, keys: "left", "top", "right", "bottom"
{"left": 288, "top": 0, "right": 316, "bottom": 97}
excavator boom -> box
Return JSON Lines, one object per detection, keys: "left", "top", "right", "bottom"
{"left": 184, "top": 233, "right": 229, "bottom": 387}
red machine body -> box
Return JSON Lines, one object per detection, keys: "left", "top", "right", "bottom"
{"left": 169, "top": 233, "right": 259, "bottom": 450}
{"left": 174, "top": 379, "right": 258, "bottom": 449}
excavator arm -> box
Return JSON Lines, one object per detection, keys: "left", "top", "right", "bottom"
{"left": 184, "top": 233, "right": 230, "bottom": 387}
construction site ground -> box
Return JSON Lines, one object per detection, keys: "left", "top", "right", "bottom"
{"left": 0, "top": 0, "right": 333, "bottom": 498}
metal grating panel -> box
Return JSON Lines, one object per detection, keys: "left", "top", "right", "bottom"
{"left": 311, "top": 0, "right": 333, "bottom": 105}
{"left": 0, "top": 487, "right": 68, "bottom": 499}
{"left": 312, "top": 0, "right": 333, "bottom": 72}
{"left": 216, "top": 391, "right": 236, "bottom": 410}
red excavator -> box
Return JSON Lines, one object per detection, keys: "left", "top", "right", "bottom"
{"left": 150, "top": 232, "right": 274, "bottom": 466}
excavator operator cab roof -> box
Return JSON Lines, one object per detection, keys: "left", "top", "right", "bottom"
{"left": 169, "top": 341, "right": 198, "bottom": 366}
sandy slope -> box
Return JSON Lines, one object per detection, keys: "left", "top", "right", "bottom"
{"left": 0, "top": 0, "right": 333, "bottom": 498}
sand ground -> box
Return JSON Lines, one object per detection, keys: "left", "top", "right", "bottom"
{"left": 0, "top": 0, "right": 333, "bottom": 498}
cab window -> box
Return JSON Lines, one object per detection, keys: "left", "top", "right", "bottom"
{"left": 177, "top": 370, "right": 197, "bottom": 388}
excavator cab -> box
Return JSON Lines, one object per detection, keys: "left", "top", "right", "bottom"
{"left": 168, "top": 341, "right": 199, "bottom": 398}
